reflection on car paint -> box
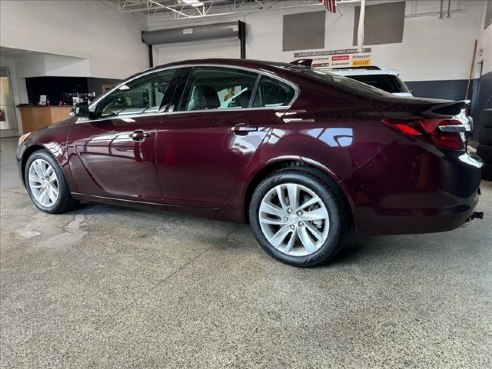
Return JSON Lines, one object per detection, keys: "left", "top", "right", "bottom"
{"left": 306, "top": 128, "right": 354, "bottom": 148}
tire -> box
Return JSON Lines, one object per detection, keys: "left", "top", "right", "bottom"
{"left": 478, "top": 127, "right": 492, "bottom": 146}
{"left": 483, "top": 162, "right": 492, "bottom": 181}
{"left": 24, "top": 150, "right": 79, "bottom": 214}
{"left": 249, "top": 169, "right": 348, "bottom": 267}
{"left": 479, "top": 109, "right": 492, "bottom": 128}
{"left": 477, "top": 144, "right": 492, "bottom": 163}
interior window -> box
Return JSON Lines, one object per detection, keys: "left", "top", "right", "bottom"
{"left": 253, "top": 76, "right": 295, "bottom": 108}
{"left": 178, "top": 67, "right": 258, "bottom": 111}
{"left": 97, "top": 69, "right": 177, "bottom": 118}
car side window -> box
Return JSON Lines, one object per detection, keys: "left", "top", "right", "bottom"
{"left": 178, "top": 67, "right": 258, "bottom": 111}
{"left": 253, "top": 76, "right": 295, "bottom": 108}
{"left": 96, "top": 69, "right": 177, "bottom": 118}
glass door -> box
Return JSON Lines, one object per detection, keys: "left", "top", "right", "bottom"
{"left": 0, "top": 68, "right": 18, "bottom": 137}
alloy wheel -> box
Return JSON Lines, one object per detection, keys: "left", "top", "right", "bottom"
{"left": 258, "top": 183, "right": 330, "bottom": 257}
{"left": 28, "top": 159, "right": 59, "bottom": 208}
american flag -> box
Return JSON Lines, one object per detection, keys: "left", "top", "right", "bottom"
{"left": 320, "top": 0, "right": 337, "bottom": 13}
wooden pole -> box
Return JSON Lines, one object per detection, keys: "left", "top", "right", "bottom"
{"left": 465, "top": 39, "right": 478, "bottom": 100}
{"left": 357, "top": 0, "right": 366, "bottom": 53}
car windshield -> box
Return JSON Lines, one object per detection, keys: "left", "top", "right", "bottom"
{"left": 347, "top": 74, "right": 410, "bottom": 94}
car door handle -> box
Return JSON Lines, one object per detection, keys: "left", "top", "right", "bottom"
{"left": 232, "top": 124, "right": 258, "bottom": 136}
{"left": 130, "top": 130, "right": 151, "bottom": 141}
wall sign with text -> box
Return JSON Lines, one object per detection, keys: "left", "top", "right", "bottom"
{"left": 294, "top": 48, "right": 372, "bottom": 70}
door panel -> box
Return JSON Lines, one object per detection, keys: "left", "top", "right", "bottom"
{"left": 153, "top": 65, "right": 296, "bottom": 208}
{"left": 67, "top": 67, "right": 183, "bottom": 201}
{"left": 69, "top": 116, "right": 162, "bottom": 201}
{"left": 155, "top": 109, "right": 284, "bottom": 207}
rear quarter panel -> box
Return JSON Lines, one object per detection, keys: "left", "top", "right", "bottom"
{"left": 221, "top": 80, "right": 400, "bottom": 224}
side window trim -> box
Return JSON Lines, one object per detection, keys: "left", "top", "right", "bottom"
{"left": 164, "top": 67, "right": 191, "bottom": 113}
{"left": 176, "top": 66, "right": 195, "bottom": 112}
{"left": 172, "top": 66, "right": 297, "bottom": 114}
{"left": 248, "top": 74, "right": 262, "bottom": 108}
{"left": 85, "top": 64, "right": 299, "bottom": 120}
{"left": 94, "top": 68, "right": 182, "bottom": 119}
{"left": 86, "top": 66, "right": 183, "bottom": 118}
{"left": 177, "top": 66, "right": 259, "bottom": 112}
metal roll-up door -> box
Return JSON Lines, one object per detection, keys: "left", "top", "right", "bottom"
{"left": 142, "top": 21, "right": 246, "bottom": 67}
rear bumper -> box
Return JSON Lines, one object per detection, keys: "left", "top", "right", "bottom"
{"left": 353, "top": 189, "right": 480, "bottom": 235}
{"left": 344, "top": 145, "right": 483, "bottom": 235}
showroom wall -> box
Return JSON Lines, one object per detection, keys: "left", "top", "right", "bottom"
{"left": 1, "top": 0, "right": 149, "bottom": 134}
{"left": 474, "top": 0, "right": 492, "bottom": 131}
{"left": 0, "top": 0, "right": 148, "bottom": 79}
{"left": 148, "top": 0, "right": 484, "bottom": 101}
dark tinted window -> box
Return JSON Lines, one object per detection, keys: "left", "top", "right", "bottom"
{"left": 178, "top": 67, "right": 258, "bottom": 111}
{"left": 253, "top": 76, "right": 295, "bottom": 108}
{"left": 97, "top": 69, "right": 177, "bottom": 118}
{"left": 348, "top": 74, "right": 409, "bottom": 93}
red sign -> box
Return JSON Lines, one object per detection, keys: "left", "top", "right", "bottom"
{"left": 332, "top": 55, "right": 350, "bottom": 61}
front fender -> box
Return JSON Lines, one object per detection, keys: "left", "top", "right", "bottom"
{"left": 16, "top": 118, "right": 76, "bottom": 189}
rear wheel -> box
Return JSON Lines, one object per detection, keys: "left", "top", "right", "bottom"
{"left": 25, "top": 150, "right": 79, "bottom": 213}
{"left": 249, "top": 169, "right": 348, "bottom": 267}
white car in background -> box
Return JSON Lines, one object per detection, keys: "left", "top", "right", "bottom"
{"left": 290, "top": 60, "right": 413, "bottom": 97}
{"left": 330, "top": 66, "right": 414, "bottom": 97}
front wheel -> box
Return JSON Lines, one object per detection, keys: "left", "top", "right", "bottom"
{"left": 249, "top": 169, "right": 348, "bottom": 267}
{"left": 25, "top": 150, "right": 79, "bottom": 214}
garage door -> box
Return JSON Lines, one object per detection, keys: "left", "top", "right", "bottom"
{"left": 153, "top": 38, "right": 240, "bottom": 66}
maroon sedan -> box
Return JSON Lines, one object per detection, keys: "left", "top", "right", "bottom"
{"left": 17, "top": 59, "right": 483, "bottom": 267}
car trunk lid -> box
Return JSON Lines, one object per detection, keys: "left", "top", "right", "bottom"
{"left": 370, "top": 95, "right": 472, "bottom": 151}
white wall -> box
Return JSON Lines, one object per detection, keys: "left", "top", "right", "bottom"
{"left": 44, "top": 55, "right": 92, "bottom": 77}
{"left": 0, "top": 0, "right": 149, "bottom": 79}
{"left": 148, "top": 0, "right": 484, "bottom": 82}
{"left": 15, "top": 54, "right": 91, "bottom": 78}
{"left": 477, "top": 1, "right": 492, "bottom": 75}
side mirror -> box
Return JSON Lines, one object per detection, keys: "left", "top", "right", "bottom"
{"left": 70, "top": 102, "right": 89, "bottom": 118}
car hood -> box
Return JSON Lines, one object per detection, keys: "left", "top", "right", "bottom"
{"left": 48, "top": 116, "right": 77, "bottom": 128}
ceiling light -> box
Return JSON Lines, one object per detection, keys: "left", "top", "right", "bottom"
{"left": 181, "top": 0, "right": 200, "bottom": 4}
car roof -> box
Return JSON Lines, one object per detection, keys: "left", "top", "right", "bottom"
{"left": 129, "top": 58, "right": 307, "bottom": 81}
{"left": 152, "top": 58, "right": 296, "bottom": 73}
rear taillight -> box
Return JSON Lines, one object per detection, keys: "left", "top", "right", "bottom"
{"left": 383, "top": 119, "right": 465, "bottom": 151}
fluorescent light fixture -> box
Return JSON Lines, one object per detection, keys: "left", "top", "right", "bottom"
{"left": 181, "top": 0, "right": 203, "bottom": 5}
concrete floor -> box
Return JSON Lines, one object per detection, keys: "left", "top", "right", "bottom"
{"left": 1, "top": 137, "right": 491, "bottom": 368}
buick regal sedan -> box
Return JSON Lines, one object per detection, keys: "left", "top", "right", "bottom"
{"left": 17, "top": 59, "right": 483, "bottom": 267}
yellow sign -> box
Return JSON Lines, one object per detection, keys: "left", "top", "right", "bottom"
{"left": 352, "top": 59, "right": 371, "bottom": 67}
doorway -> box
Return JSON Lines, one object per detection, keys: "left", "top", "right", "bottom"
{"left": 0, "top": 67, "right": 18, "bottom": 137}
